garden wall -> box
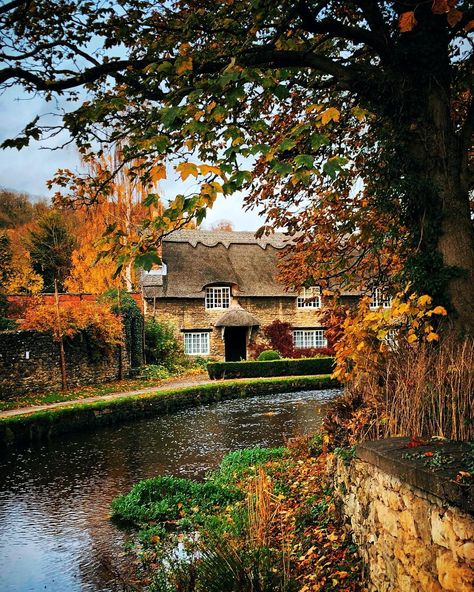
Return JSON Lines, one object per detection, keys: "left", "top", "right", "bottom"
{"left": 330, "top": 438, "right": 474, "bottom": 592}
{"left": 0, "top": 330, "right": 129, "bottom": 397}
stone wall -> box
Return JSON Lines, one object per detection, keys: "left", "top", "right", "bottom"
{"left": 330, "top": 439, "right": 474, "bottom": 592}
{"left": 0, "top": 330, "right": 129, "bottom": 397}
{"left": 145, "top": 295, "right": 328, "bottom": 359}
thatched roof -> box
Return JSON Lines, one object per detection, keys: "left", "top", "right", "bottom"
{"left": 143, "top": 230, "right": 293, "bottom": 299}
{"left": 215, "top": 305, "right": 261, "bottom": 327}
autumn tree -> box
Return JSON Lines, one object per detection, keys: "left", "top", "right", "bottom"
{"left": 209, "top": 220, "right": 235, "bottom": 232}
{"left": 28, "top": 210, "right": 76, "bottom": 292}
{"left": 0, "top": 232, "right": 12, "bottom": 288}
{"left": 1, "top": 1, "right": 473, "bottom": 331}
{"left": 64, "top": 145, "right": 164, "bottom": 293}
{"left": 0, "top": 189, "right": 48, "bottom": 229}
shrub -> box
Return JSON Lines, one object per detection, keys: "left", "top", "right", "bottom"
{"left": 323, "top": 289, "right": 473, "bottom": 444}
{"left": 257, "top": 350, "right": 281, "bottom": 361}
{"left": 207, "top": 357, "right": 334, "bottom": 379}
{"left": 140, "top": 364, "right": 171, "bottom": 380}
{"left": 111, "top": 474, "right": 243, "bottom": 528}
{"left": 20, "top": 300, "right": 123, "bottom": 353}
{"left": 145, "top": 319, "right": 184, "bottom": 370}
{"left": 249, "top": 319, "right": 335, "bottom": 359}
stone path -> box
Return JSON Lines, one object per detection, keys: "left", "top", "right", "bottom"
{"left": 0, "top": 375, "right": 215, "bottom": 419}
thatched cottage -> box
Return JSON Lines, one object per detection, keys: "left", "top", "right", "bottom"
{"left": 142, "top": 230, "right": 361, "bottom": 361}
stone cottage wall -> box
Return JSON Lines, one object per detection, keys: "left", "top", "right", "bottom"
{"left": 330, "top": 441, "right": 474, "bottom": 592}
{"left": 145, "top": 295, "right": 328, "bottom": 359}
{"left": 0, "top": 330, "right": 129, "bottom": 397}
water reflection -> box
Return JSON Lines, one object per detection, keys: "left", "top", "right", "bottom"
{"left": 0, "top": 388, "right": 338, "bottom": 591}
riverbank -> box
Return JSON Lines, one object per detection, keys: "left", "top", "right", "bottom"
{"left": 0, "top": 375, "right": 339, "bottom": 447}
{"left": 0, "top": 370, "right": 209, "bottom": 413}
{"left": 111, "top": 441, "right": 365, "bottom": 591}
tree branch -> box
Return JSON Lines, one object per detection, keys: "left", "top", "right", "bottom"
{"left": 0, "top": 0, "right": 28, "bottom": 16}
{"left": 295, "top": 0, "right": 389, "bottom": 57}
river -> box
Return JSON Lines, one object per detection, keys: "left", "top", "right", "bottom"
{"left": 0, "top": 387, "right": 338, "bottom": 592}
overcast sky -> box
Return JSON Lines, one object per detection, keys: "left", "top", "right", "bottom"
{"left": 0, "top": 86, "right": 265, "bottom": 230}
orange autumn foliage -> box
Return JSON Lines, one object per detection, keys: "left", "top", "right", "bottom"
{"left": 21, "top": 301, "right": 123, "bottom": 351}
{"left": 64, "top": 145, "right": 165, "bottom": 292}
{"left": 333, "top": 288, "right": 448, "bottom": 384}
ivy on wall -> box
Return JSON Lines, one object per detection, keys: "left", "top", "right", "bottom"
{"left": 102, "top": 289, "right": 144, "bottom": 368}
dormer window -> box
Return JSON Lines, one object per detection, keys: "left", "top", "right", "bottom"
{"left": 297, "top": 287, "right": 321, "bottom": 309}
{"left": 370, "top": 288, "right": 392, "bottom": 309}
{"left": 205, "top": 286, "right": 231, "bottom": 310}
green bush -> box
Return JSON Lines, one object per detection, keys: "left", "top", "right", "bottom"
{"left": 111, "top": 474, "right": 243, "bottom": 528}
{"left": 145, "top": 319, "right": 184, "bottom": 370}
{"left": 257, "top": 349, "right": 281, "bottom": 361}
{"left": 140, "top": 364, "right": 171, "bottom": 380}
{"left": 207, "top": 357, "right": 334, "bottom": 379}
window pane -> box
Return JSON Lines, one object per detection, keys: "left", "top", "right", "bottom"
{"left": 205, "top": 287, "right": 230, "bottom": 309}
{"left": 293, "top": 329, "right": 327, "bottom": 349}
{"left": 296, "top": 287, "right": 321, "bottom": 308}
{"left": 184, "top": 332, "right": 209, "bottom": 355}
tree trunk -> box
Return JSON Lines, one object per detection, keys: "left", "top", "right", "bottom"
{"left": 408, "top": 86, "right": 474, "bottom": 334}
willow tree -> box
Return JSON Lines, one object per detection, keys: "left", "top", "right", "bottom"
{"left": 1, "top": 1, "right": 473, "bottom": 330}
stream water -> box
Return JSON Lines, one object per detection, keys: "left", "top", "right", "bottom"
{"left": 0, "top": 388, "right": 338, "bottom": 592}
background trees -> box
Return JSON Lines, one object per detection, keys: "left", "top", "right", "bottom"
{"left": 1, "top": 1, "right": 473, "bottom": 330}
{"left": 27, "top": 210, "right": 76, "bottom": 292}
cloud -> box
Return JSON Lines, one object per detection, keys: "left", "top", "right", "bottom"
{"left": 0, "top": 88, "right": 266, "bottom": 229}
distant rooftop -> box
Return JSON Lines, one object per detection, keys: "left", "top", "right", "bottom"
{"left": 163, "top": 229, "right": 287, "bottom": 249}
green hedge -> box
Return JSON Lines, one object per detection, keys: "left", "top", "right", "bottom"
{"left": 207, "top": 357, "right": 335, "bottom": 379}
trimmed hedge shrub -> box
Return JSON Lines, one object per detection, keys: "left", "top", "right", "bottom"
{"left": 258, "top": 350, "right": 281, "bottom": 361}
{"left": 207, "top": 357, "right": 334, "bottom": 379}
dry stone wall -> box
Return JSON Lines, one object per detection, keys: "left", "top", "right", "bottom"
{"left": 0, "top": 330, "right": 129, "bottom": 397}
{"left": 330, "top": 441, "right": 474, "bottom": 592}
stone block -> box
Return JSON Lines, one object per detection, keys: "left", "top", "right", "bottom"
{"left": 452, "top": 513, "right": 474, "bottom": 541}
{"left": 432, "top": 508, "right": 455, "bottom": 550}
{"left": 375, "top": 500, "right": 399, "bottom": 538}
{"left": 436, "top": 551, "right": 474, "bottom": 592}
{"left": 399, "top": 509, "right": 418, "bottom": 538}
{"left": 457, "top": 542, "right": 474, "bottom": 563}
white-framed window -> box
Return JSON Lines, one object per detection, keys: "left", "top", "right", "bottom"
{"left": 184, "top": 332, "right": 210, "bottom": 355}
{"left": 293, "top": 329, "right": 327, "bottom": 349}
{"left": 370, "top": 288, "right": 392, "bottom": 309}
{"left": 297, "top": 286, "right": 321, "bottom": 309}
{"left": 205, "top": 286, "right": 231, "bottom": 309}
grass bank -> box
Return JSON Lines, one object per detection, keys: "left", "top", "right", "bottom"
{"left": 0, "top": 369, "right": 207, "bottom": 412}
{"left": 111, "top": 441, "right": 364, "bottom": 591}
{"left": 0, "top": 375, "right": 339, "bottom": 448}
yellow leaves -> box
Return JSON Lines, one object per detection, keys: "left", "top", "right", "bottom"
{"left": 176, "top": 162, "right": 199, "bottom": 181}
{"left": 417, "top": 294, "right": 432, "bottom": 307}
{"left": 320, "top": 107, "right": 340, "bottom": 125}
{"left": 175, "top": 56, "right": 193, "bottom": 76}
{"left": 305, "top": 103, "right": 323, "bottom": 113}
{"left": 333, "top": 285, "right": 450, "bottom": 385}
{"left": 399, "top": 11, "right": 417, "bottom": 32}
{"left": 150, "top": 165, "right": 167, "bottom": 183}
{"left": 199, "top": 164, "right": 222, "bottom": 176}
{"left": 176, "top": 162, "right": 223, "bottom": 181}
